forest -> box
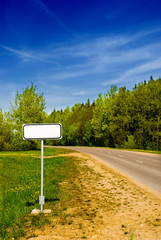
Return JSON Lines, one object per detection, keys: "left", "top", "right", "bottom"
{"left": 0, "top": 77, "right": 161, "bottom": 151}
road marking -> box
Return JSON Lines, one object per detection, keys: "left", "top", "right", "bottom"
{"left": 136, "top": 160, "right": 143, "bottom": 164}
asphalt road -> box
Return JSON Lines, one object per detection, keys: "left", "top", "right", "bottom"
{"left": 52, "top": 146, "right": 161, "bottom": 193}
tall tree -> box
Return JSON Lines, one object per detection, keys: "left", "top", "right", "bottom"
{"left": 0, "top": 109, "right": 12, "bottom": 151}
{"left": 90, "top": 93, "right": 104, "bottom": 145}
{"left": 10, "top": 83, "right": 46, "bottom": 150}
{"left": 109, "top": 87, "right": 132, "bottom": 147}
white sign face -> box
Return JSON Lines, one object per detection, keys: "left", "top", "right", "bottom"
{"left": 23, "top": 124, "right": 62, "bottom": 140}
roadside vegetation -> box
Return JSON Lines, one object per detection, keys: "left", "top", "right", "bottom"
{"left": 0, "top": 147, "right": 75, "bottom": 239}
{"left": 47, "top": 77, "right": 161, "bottom": 151}
{"left": 0, "top": 77, "right": 161, "bottom": 152}
{"left": 0, "top": 77, "right": 161, "bottom": 239}
{"left": 1, "top": 148, "right": 160, "bottom": 240}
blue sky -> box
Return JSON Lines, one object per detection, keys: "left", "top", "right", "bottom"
{"left": 0, "top": 0, "right": 161, "bottom": 113}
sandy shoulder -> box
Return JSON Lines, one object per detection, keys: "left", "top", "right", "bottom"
{"left": 25, "top": 152, "right": 161, "bottom": 240}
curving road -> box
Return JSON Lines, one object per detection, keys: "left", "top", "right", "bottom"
{"left": 51, "top": 146, "right": 161, "bottom": 193}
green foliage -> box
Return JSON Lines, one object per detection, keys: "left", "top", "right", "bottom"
{"left": 83, "top": 121, "right": 94, "bottom": 146}
{"left": 1, "top": 78, "right": 161, "bottom": 151}
{"left": 91, "top": 93, "right": 105, "bottom": 145}
{"left": 47, "top": 100, "right": 95, "bottom": 146}
{"left": 0, "top": 110, "right": 12, "bottom": 151}
{"left": 10, "top": 83, "right": 46, "bottom": 124}
{"left": 8, "top": 83, "right": 46, "bottom": 150}
{"left": 45, "top": 78, "right": 161, "bottom": 150}
{"left": 0, "top": 148, "right": 73, "bottom": 239}
{"left": 108, "top": 87, "right": 132, "bottom": 147}
{"left": 131, "top": 78, "right": 161, "bottom": 150}
{"left": 122, "top": 135, "right": 138, "bottom": 149}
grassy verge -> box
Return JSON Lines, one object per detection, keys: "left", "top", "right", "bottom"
{"left": 0, "top": 148, "right": 76, "bottom": 239}
{"left": 1, "top": 147, "right": 161, "bottom": 239}
{"left": 23, "top": 150, "right": 161, "bottom": 240}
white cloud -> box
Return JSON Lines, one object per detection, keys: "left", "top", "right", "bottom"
{"left": 1, "top": 27, "right": 161, "bottom": 112}
{"left": 71, "top": 90, "right": 96, "bottom": 96}
{"left": 0, "top": 45, "right": 34, "bottom": 58}
{"left": 0, "top": 45, "right": 57, "bottom": 64}
{"left": 42, "top": 33, "right": 161, "bottom": 84}
{"left": 103, "top": 57, "right": 161, "bottom": 86}
{"left": 125, "top": 58, "right": 161, "bottom": 76}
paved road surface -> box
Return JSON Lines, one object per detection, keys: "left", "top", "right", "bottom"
{"left": 52, "top": 146, "right": 161, "bottom": 193}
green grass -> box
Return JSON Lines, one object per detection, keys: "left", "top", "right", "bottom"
{"left": 0, "top": 148, "right": 75, "bottom": 240}
{"left": 0, "top": 147, "right": 74, "bottom": 156}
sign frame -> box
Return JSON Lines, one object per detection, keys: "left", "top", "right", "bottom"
{"left": 23, "top": 123, "right": 62, "bottom": 140}
{"left": 22, "top": 123, "right": 62, "bottom": 212}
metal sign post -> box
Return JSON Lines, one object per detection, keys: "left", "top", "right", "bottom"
{"left": 40, "top": 140, "right": 44, "bottom": 211}
{"left": 23, "top": 123, "right": 62, "bottom": 211}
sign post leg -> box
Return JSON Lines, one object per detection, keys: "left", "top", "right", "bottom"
{"left": 39, "top": 139, "right": 45, "bottom": 211}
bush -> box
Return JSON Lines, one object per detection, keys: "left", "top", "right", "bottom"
{"left": 122, "top": 135, "right": 138, "bottom": 149}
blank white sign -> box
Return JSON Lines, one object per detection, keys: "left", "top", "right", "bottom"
{"left": 23, "top": 124, "right": 62, "bottom": 140}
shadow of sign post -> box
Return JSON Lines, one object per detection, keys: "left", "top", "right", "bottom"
{"left": 23, "top": 123, "right": 62, "bottom": 211}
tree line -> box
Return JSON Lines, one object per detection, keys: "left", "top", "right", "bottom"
{"left": 0, "top": 77, "right": 161, "bottom": 151}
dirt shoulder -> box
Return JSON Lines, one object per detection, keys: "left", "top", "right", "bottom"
{"left": 25, "top": 152, "right": 161, "bottom": 240}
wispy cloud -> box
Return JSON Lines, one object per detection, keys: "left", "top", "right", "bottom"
{"left": 38, "top": 29, "right": 161, "bottom": 84}
{"left": 0, "top": 45, "right": 35, "bottom": 58}
{"left": 2, "top": 27, "right": 160, "bottom": 78}
{"left": 1, "top": 27, "right": 161, "bottom": 113}
{"left": 0, "top": 45, "right": 57, "bottom": 64}
{"left": 29, "top": 0, "right": 70, "bottom": 31}
{"left": 103, "top": 57, "right": 161, "bottom": 86}
{"left": 52, "top": 36, "right": 130, "bottom": 59}
{"left": 125, "top": 58, "right": 161, "bottom": 77}
{"left": 71, "top": 90, "right": 94, "bottom": 96}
